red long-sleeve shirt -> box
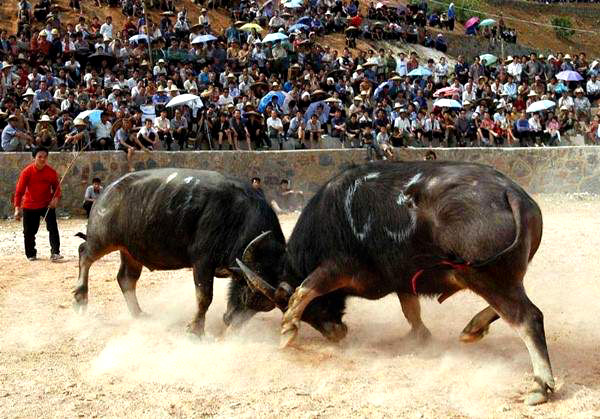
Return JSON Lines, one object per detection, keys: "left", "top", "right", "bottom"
{"left": 14, "top": 163, "right": 61, "bottom": 210}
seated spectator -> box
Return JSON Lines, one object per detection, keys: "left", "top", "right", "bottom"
{"left": 94, "top": 111, "right": 113, "bottom": 150}
{"left": 83, "top": 177, "right": 103, "bottom": 217}
{"left": 155, "top": 109, "right": 173, "bottom": 150}
{"left": 137, "top": 118, "right": 160, "bottom": 150}
{"left": 2, "top": 114, "right": 33, "bottom": 151}
{"left": 33, "top": 114, "right": 57, "bottom": 149}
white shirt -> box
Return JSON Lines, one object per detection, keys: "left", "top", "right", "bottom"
{"left": 95, "top": 120, "right": 112, "bottom": 139}
{"left": 99, "top": 22, "right": 113, "bottom": 39}
{"left": 267, "top": 117, "right": 283, "bottom": 130}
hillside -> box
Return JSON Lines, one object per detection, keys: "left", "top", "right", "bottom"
{"left": 1, "top": 0, "right": 599, "bottom": 58}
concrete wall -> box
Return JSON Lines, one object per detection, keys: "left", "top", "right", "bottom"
{"left": 2, "top": 146, "right": 600, "bottom": 218}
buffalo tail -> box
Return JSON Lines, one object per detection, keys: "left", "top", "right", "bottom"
{"left": 75, "top": 232, "right": 87, "bottom": 241}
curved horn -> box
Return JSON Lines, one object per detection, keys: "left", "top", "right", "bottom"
{"left": 242, "top": 230, "right": 272, "bottom": 266}
{"left": 236, "top": 258, "right": 276, "bottom": 302}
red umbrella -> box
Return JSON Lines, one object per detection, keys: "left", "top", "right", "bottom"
{"left": 433, "top": 87, "right": 460, "bottom": 98}
{"left": 464, "top": 17, "right": 480, "bottom": 29}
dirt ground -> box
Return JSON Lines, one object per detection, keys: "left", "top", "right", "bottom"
{"left": 1, "top": 195, "right": 599, "bottom": 418}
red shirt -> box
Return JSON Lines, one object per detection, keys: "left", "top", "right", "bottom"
{"left": 14, "top": 163, "right": 61, "bottom": 209}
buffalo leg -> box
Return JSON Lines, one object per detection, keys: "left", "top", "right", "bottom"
{"left": 460, "top": 305, "right": 500, "bottom": 343}
{"left": 474, "top": 284, "right": 554, "bottom": 405}
{"left": 280, "top": 264, "right": 345, "bottom": 348}
{"left": 187, "top": 261, "right": 214, "bottom": 337}
{"left": 73, "top": 241, "right": 103, "bottom": 312}
{"left": 116, "top": 251, "right": 144, "bottom": 317}
{"left": 398, "top": 293, "right": 431, "bottom": 343}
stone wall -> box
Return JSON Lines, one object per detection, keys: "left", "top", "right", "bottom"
{"left": 2, "top": 147, "right": 600, "bottom": 218}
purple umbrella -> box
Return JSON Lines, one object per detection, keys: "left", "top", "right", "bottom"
{"left": 556, "top": 70, "right": 583, "bottom": 82}
{"left": 464, "top": 17, "right": 480, "bottom": 29}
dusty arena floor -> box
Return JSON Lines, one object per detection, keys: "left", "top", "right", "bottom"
{"left": 1, "top": 196, "right": 599, "bottom": 418}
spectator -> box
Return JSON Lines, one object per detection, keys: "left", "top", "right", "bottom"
{"left": 2, "top": 114, "right": 33, "bottom": 151}
{"left": 83, "top": 177, "right": 103, "bottom": 218}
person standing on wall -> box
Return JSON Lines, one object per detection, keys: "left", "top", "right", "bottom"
{"left": 13, "top": 146, "right": 63, "bottom": 262}
{"left": 83, "top": 177, "right": 103, "bottom": 218}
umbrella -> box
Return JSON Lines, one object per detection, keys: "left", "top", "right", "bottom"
{"left": 288, "top": 23, "right": 309, "bottom": 32}
{"left": 258, "top": 91, "right": 286, "bottom": 112}
{"left": 191, "top": 34, "right": 218, "bottom": 44}
{"left": 407, "top": 67, "right": 432, "bottom": 77}
{"left": 283, "top": 0, "right": 303, "bottom": 7}
{"left": 433, "top": 99, "right": 462, "bottom": 109}
{"left": 262, "top": 32, "right": 289, "bottom": 43}
{"left": 129, "top": 34, "right": 150, "bottom": 44}
{"left": 250, "top": 81, "right": 269, "bottom": 92}
{"left": 76, "top": 109, "right": 102, "bottom": 126}
{"left": 480, "top": 54, "right": 497, "bottom": 66}
{"left": 526, "top": 100, "right": 555, "bottom": 113}
{"left": 433, "top": 87, "right": 460, "bottom": 98}
{"left": 240, "top": 23, "right": 264, "bottom": 32}
{"left": 556, "top": 70, "right": 583, "bottom": 82}
{"left": 464, "top": 17, "right": 480, "bottom": 29}
{"left": 554, "top": 84, "right": 568, "bottom": 94}
{"left": 166, "top": 93, "right": 204, "bottom": 108}
{"left": 87, "top": 53, "right": 117, "bottom": 67}
{"left": 374, "top": 80, "right": 393, "bottom": 99}
{"left": 479, "top": 18, "right": 496, "bottom": 27}
{"left": 296, "top": 16, "right": 312, "bottom": 25}
{"left": 304, "top": 100, "right": 330, "bottom": 123}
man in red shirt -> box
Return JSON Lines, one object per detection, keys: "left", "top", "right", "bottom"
{"left": 14, "top": 146, "right": 63, "bottom": 261}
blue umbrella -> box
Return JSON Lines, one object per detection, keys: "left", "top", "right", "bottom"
{"left": 554, "top": 84, "right": 568, "bottom": 94}
{"left": 304, "top": 100, "right": 330, "bottom": 124}
{"left": 374, "top": 80, "right": 393, "bottom": 99}
{"left": 556, "top": 70, "right": 583, "bottom": 82}
{"left": 76, "top": 109, "right": 102, "bottom": 127}
{"left": 258, "top": 91, "right": 286, "bottom": 112}
{"left": 296, "top": 16, "right": 312, "bottom": 25}
{"left": 407, "top": 67, "right": 433, "bottom": 77}
{"left": 288, "top": 23, "right": 309, "bottom": 32}
{"left": 262, "top": 32, "right": 289, "bottom": 43}
{"left": 191, "top": 34, "right": 218, "bottom": 44}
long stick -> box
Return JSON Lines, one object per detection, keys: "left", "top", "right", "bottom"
{"left": 42, "top": 142, "right": 91, "bottom": 223}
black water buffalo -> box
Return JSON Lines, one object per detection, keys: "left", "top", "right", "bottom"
{"left": 74, "top": 168, "right": 285, "bottom": 335}
{"left": 237, "top": 161, "right": 554, "bottom": 405}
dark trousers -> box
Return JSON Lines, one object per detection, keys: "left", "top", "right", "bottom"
{"left": 23, "top": 208, "right": 60, "bottom": 258}
{"left": 83, "top": 201, "right": 93, "bottom": 218}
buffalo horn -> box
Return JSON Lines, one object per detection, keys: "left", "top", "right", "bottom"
{"left": 242, "top": 230, "right": 272, "bottom": 266}
{"left": 236, "top": 258, "right": 277, "bottom": 302}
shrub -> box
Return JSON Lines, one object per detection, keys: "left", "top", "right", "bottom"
{"left": 551, "top": 17, "right": 575, "bottom": 40}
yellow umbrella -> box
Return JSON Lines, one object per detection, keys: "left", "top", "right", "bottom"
{"left": 240, "top": 23, "right": 264, "bottom": 32}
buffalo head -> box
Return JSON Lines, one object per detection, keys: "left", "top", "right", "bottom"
{"left": 235, "top": 232, "right": 348, "bottom": 342}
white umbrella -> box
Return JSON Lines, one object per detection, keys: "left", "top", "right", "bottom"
{"left": 433, "top": 98, "right": 462, "bottom": 109}
{"left": 526, "top": 100, "right": 555, "bottom": 113}
{"left": 129, "top": 34, "right": 150, "bottom": 44}
{"left": 166, "top": 94, "right": 204, "bottom": 108}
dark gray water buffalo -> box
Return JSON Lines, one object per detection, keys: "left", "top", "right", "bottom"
{"left": 74, "top": 168, "right": 285, "bottom": 335}
{"left": 237, "top": 161, "right": 554, "bottom": 405}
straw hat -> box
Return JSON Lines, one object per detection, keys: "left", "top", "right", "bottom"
{"left": 528, "top": 90, "right": 538, "bottom": 97}
{"left": 112, "top": 85, "right": 121, "bottom": 91}
{"left": 353, "top": 96, "right": 363, "bottom": 101}
{"left": 505, "top": 56, "right": 513, "bottom": 62}
{"left": 39, "top": 115, "right": 52, "bottom": 122}
{"left": 8, "top": 114, "right": 18, "bottom": 121}
{"left": 74, "top": 118, "right": 87, "bottom": 126}
{"left": 1, "top": 62, "right": 13, "bottom": 71}
{"left": 157, "top": 85, "right": 165, "bottom": 92}
{"left": 170, "top": 85, "right": 179, "bottom": 92}
{"left": 564, "top": 54, "right": 572, "bottom": 60}
{"left": 23, "top": 88, "right": 35, "bottom": 97}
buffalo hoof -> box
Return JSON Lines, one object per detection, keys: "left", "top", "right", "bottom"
{"left": 321, "top": 322, "right": 348, "bottom": 343}
{"left": 407, "top": 326, "right": 432, "bottom": 344}
{"left": 186, "top": 322, "right": 205, "bottom": 338}
{"left": 72, "top": 299, "right": 87, "bottom": 314}
{"left": 280, "top": 321, "right": 299, "bottom": 349}
{"left": 459, "top": 324, "right": 490, "bottom": 343}
{"left": 525, "top": 389, "right": 549, "bottom": 406}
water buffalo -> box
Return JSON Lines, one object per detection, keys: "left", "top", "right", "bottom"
{"left": 74, "top": 168, "right": 285, "bottom": 335}
{"left": 237, "top": 161, "right": 554, "bottom": 405}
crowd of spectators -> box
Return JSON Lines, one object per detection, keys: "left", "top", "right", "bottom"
{"left": 1, "top": 0, "right": 600, "bottom": 161}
